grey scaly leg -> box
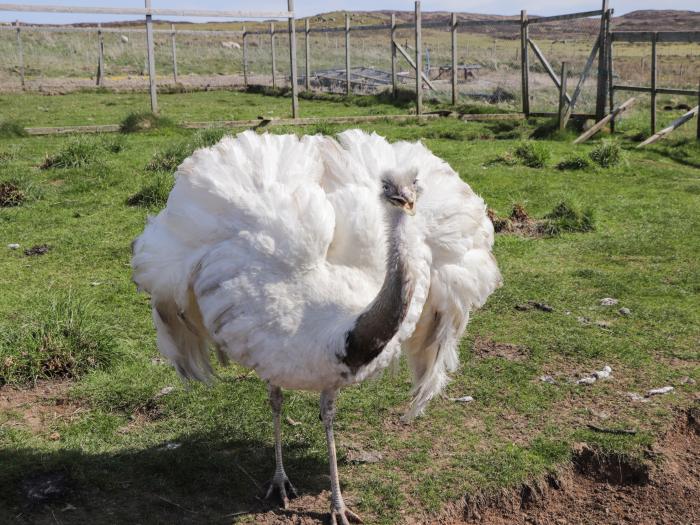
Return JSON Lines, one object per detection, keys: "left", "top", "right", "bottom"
{"left": 320, "top": 390, "right": 363, "bottom": 525}
{"left": 264, "top": 384, "right": 298, "bottom": 508}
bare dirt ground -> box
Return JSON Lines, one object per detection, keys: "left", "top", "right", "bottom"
{"left": 3, "top": 378, "right": 697, "bottom": 525}
{"left": 193, "top": 408, "right": 700, "bottom": 524}
{"left": 447, "top": 408, "right": 700, "bottom": 525}
{"left": 0, "top": 380, "right": 85, "bottom": 435}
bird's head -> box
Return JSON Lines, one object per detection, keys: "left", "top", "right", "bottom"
{"left": 380, "top": 169, "right": 421, "bottom": 216}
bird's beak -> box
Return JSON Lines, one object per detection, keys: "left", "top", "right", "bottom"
{"left": 389, "top": 194, "right": 416, "bottom": 215}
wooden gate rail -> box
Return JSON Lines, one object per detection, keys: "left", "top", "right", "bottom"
{"left": 609, "top": 30, "right": 700, "bottom": 135}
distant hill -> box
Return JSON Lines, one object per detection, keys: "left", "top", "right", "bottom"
{"left": 12, "top": 9, "right": 700, "bottom": 34}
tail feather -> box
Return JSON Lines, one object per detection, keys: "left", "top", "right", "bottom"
{"left": 152, "top": 291, "right": 213, "bottom": 382}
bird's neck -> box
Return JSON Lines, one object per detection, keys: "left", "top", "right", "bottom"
{"left": 342, "top": 208, "right": 415, "bottom": 373}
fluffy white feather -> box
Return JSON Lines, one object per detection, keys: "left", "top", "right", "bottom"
{"left": 132, "top": 129, "right": 501, "bottom": 417}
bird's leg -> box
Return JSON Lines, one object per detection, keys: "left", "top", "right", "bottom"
{"left": 320, "top": 390, "right": 363, "bottom": 525}
{"left": 264, "top": 384, "right": 298, "bottom": 508}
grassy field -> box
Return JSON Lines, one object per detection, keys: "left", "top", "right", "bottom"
{"left": 0, "top": 90, "right": 699, "bottom": 524}
{"left": 2, "top": 8, "right": 699, "bottom": 115}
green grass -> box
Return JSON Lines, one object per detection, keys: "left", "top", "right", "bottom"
{"left": 556, "top": 154, "right": 593, "bottom": 171}
{"left": 120, "top": 112, "right": 175, "bottom": 133}
{"left": 0, "top": 120, "right": 27, "bottom": 138}
{"left": 0, "top": 90, "right": 698, "bottom": 524}
{"left": 589, "top": 139, "right": 624, "bottom": 168}
{"left": 514, "top": 140, "right": 552, "bottom": 168}
{"left": 127, "top": 172, "right": 173, "bottom": 208}
{"left": 0, "top": 293, "right": 118, "bottom": 385}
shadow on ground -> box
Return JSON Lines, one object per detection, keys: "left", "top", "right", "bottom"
{"left": 1, "top": 434, "right": 329, "bottom": 524}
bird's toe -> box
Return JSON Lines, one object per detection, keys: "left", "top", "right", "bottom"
{"left": 330, "top": 507, "right": 363, "bottom": 525}
{"left": 264, "top": 474, "right": 297, "bottom": 508}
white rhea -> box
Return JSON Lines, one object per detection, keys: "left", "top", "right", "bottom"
{"left": 131, "top": 130, "right": 501, "bottom": 524}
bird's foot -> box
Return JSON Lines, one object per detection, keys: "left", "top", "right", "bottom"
{"left": 330, "top": 504, "right": 363, "bottom": 525}
{"left": 264, "top": 472, "right": 298, "bottom": 509}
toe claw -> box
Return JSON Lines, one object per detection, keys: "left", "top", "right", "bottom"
{"left": 331, "top": 507, "right": 363, "bottom": 525}
{"left": 264, "top": 474, "right": 297, "bottom": 508}
{"left": 286, "top": 480, "right": 299, "bottom": 499}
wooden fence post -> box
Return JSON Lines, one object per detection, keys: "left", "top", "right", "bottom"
{"left": 96, "top": 23, "right": 104, "bottom": 86}
{"left": 305, "top": 18, "right": 310, "bottom": 91}
{"left": 170, "top": 23, "right": 178, "bottom": 84}
{"left": 650, "top": 32, "right": 657, "bottom": 134}
{"left": 608, "top": 28, "right": 615, "bottom": 132}
{"left": 595, "top": 0, "right": 610, "bottom": 120}
{"left": 15, "top": 20, "right": 24, "bottom": 89}
{"left": 559, "top": 62, "right": 568, "bottom": 130}
{"left": 520, "top": 10, "right": 529, "bottom": 116}
{"left": 144, "top": 0, "right": 158, "bottom": 113}
{"left": 391, "top": 13, "right": 397, "bottom": 99}
{"left": 287, "top": 0, "right": 299, "bottom": 118}
{"left": 697, "top": 78, "right": 700, "bottom": 141}
{"left": 451, "top": 13, "right": 457, "bottom": 106}
{"left": 242, "top": 26, "right": 248, "bottom": 88}
{"left": 415, "top": 1, "right": 422, "bottom": 115}
{"left": 270, "top": 22, "right": 276, "bottom": 89}
{"left": 345, "top": 13, "right": 351, "bottom": 96}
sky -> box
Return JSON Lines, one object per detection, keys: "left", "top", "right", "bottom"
{"left": 2, "top": 0, "right": 698, "bottom": 25}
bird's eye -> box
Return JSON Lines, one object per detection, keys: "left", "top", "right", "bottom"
{"left": 413, "top": 178, "right": 419, "bottom": 185}
{"left": 382, "top": 183, "right": 390, "bottom": 192}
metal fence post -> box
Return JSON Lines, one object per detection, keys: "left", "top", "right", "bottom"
{"left": 15, "top": 20, "right": 24, "bottom": 89}
{"left": 96, "top": 23, "right": 104, "bottom": 86}
{"left": 415, "top": 1, "right": 422, "bottom": 115}
{"left": 520, "top": 10, "right": 529, "bottom": 116}
{"left": 242, "top": 26, "right": 248, "bottom": 88}
{"left": 390, "top": 13, "right": 397, "bottom": 99}
{"left": 304, "top": 18, "right": 310, "bottom": 91}
{"left": 651, "top": 32, "right": 657, "bottom": 134}
{"left": 595, "top": 0, "right": 610, "bottom": 120}
{"left": 345, "top": 13, "right": 350, "bottom": 96}
{"left": 288, "top": 0, "right": 299, "bottom": 117}
{"left": 144, "top": 0, "right": 158, "bottom": 113}
{"left": 451, "top": 13, "right": 457, "bottom": 106}
{"left": 270, "top": 22, "right": 276, "bottom": 89}
{"left": 170, "top": 23, "right": 178, "bottom": 84}
{"left": 559, "top": 62, "right": 568, "bottom": 130}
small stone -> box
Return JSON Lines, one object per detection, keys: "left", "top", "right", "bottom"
{"left": 594, "top": 365, "right": 612, "bottom": 379}
{"left": 449, "top": 395, "right": 475, "bottom": 403}
{"left": 151, "top": 356, "right": 166, "bottom": 365}
{"left": 7, "top": 243, "right": 19, "bottom": 250}
{"left": 577, "top": 376, "right": 597, "bottom": 385}
{"left": 626, "top": 392, "right": 648, "bottom": 402}
{"left": 285, "top": 416, "right": 301, "bottom": 426}
{"left": 679, "top": 376, "right": 696, "bottom": 385}
{"left": 346, "top": 449, "right": 383, "bottom": 464}
{"left": 595, "top": 320, "right": 612, "bottom": 329}
{"left": 577, "top": 316, "right": 590, "bottom": 325}
{"left": 61, "top": 503, "right": 77, "bottom": 512}
{"left": 539, "top": 375, "right": 556, "bottom": 384}
{"left": 600, "top": 297, "right": 619, "bottom": 306}
{"left": 163, "top": 442, "right": 181, "bottom": 450}
{"left": 90, "top": 281, "right": 102, "bottom": 286}
{"left": 155, "top": 386, "right": 174, "bottom": 398}
{"left": 590, "top": 409, "right": 610, "bottom": 420}
{"left": 618, "top": 307, "right": 631, "bottom": 316}
{"left": 646, "top": 386, "right": 674, "bottom": 397}
{"left": 48, "top": 432, "right": 61, "bottom": 441}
